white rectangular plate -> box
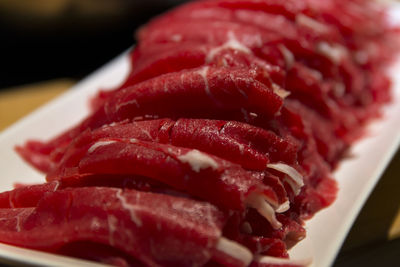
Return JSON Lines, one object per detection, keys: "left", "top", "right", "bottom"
{"left": 0, "top": 6, "right": 399, "bottom": 267}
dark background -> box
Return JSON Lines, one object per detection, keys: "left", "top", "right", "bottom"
{"left": 0, "top": 0, "right": 186, "bottom": 89}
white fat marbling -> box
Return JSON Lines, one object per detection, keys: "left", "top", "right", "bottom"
{"left": 317, "top": 42, "right": 347, "bottom": 64}
{"left": 116, "top": 190, "right": 143, "bottom": 227}
{"left": 206, "top": 31, "right": 252, "bottom": 62}
{"left": 245, "top": 193, "right": 282, "bottom": 229}
{"left": 296, "top": 14, "right": 329, "bottom": 34}
{"left": 90, "top": 217, "right": 101, "bottom": 231}
{"left": 275, "top": 200, "right": 290, "bottom": 213}
{"left": 170, "top": 34, "right": 182, "bottom": 42}
{"left": 267, "top": 163, "right": 304, "bottom": 196}
{"left": 88, "top": 140, "right": 117, "bottom": 154}
{"left": 107, "top": 215, "right": 118, "bottom": 246}
{"left": 196, "top": 66, "right": 213, "bottom": 100}
{"left": 272, "top": 83, "right": 290, "bottom": 98}
{"left": 177, "top": 149, "right": 219, "bottom": 172}
{"left": 278, "top": 45, "right": 295, "bottom": 69}
{"left": 216, "top": 237, "right": 253, "bottom": 266}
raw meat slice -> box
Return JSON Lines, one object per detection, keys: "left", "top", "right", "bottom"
{"left": 284, "top": 99, "right": 348, "bottom": 167}
{"left": 0, "top": 187, "right": 254, "bottom": 267}
{"left": 16, "top": 66, "right": 285, "bottom": 173}
{"left": 139, "top": 1, "right": 393, "bottom": 102}
{"left": 139, "top": 0, "right": 371, "bottom": 90}
{"left": 259, "top": 105, "right": 337, "bottom": 218}
{"left": 138, "top": 18, "right": 348, "bottom": 84}
{"left": 54, "top": 138, "right": 291, "bottom": 228}
{"left": 126, "top": 43, "right": 285, "bottom": 92}
{"left": 138, "top": 20, "right": 281, "bottom": 53}
{"left": 129, "top": 43, "right": 368, "bottom": 128}
{"left": 139, "top": 5, "right": 340, "bottom": 44}
{"left": 48, "top": 118, "right": 298, "bottom": 178}
{"left": 89, "top": 43, "right": 286, "bottom": 111}
{"left": 105, "top": 66, "right": 284, "bottom": 122}
{"left": 8, "top": 0, "right": 398, "bottom": 265}
{"left": 242, "top": 209, "right": 306, "bottom": 248}
{"left": 119, "top": 49, "right": 370, "bottom": 167}
{"left": 138, "top": 4, "right": 345, "bottom": 73}
{"left": 0, "top": 181, "right": 60, "bottom": 208}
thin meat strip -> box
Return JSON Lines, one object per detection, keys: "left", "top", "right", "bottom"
{"left": 16, "top": 66, "right": 285, "bottom": 173}
{"left": 0, "top": 186, "right": 255, "bottom": 267}
{"left": 52, "top": 138, "right": 293, "bottom": 229}
{"left": 47, "top": 118, "right": 298, "bottom": 178}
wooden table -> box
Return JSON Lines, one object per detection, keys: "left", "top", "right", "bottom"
{"left": 0, "top": 80, "right": 399, "bottom": 266}
{"left": 0, "top": 79, "right": 75, "bottom": 131}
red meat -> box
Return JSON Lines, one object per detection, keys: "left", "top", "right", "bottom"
{"left": 47, "top": 118, "right": 298, "bottom": 178}
{"left": 0, "top": 181, "right": 60, "bottom": 208}
{"left": 50, "top": 138, "right": 288, "bottom": 227}
{"left": 8, "top": 0, "right": 398, "bottom": 265}
{"left": 17, "top": 66, "right": 285, "bottom": 174}
{"left": 0, "top": 187, "right": 249, "bottom": 267}
{"left": 90, "top": 45, "right": 287, "bottom": 111}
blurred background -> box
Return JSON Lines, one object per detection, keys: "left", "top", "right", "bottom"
{"left": 0, "top": 0, "right": 188, "bottom": 129}
{"left": 0, "top": 0, "right": 187, "bottom": 89}
{"left": 0, "top": 0, "right": 399, "bottom": 266}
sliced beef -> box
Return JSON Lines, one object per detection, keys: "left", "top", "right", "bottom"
{"left": 9, "top": 0, "right": 398, "bottom": 266}
{"left": 0, "top": 187, "right": 247, "bottom": 267}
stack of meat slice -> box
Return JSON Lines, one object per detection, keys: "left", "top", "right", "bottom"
{"left": 3, "top": 0, "right": 398, "bottom": 266}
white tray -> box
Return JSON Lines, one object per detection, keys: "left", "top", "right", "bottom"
{"left": 0, "top": 8, "right": 399, "bottom": 267}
